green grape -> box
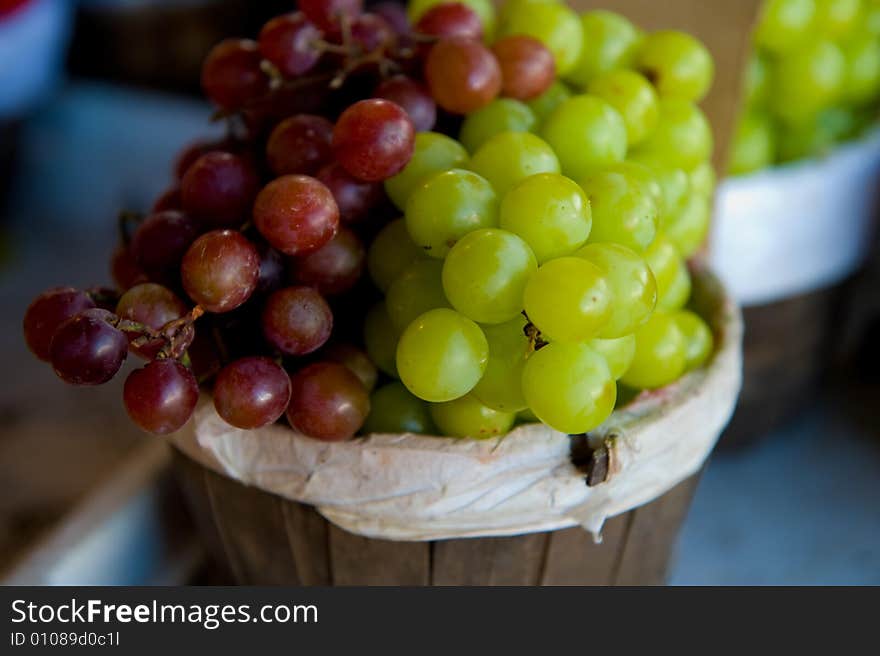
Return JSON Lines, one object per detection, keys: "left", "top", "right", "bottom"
{"left": 814, "top": 0, "right": 863, "bottom": 39}
{"left": 728, "top": 113, "right": 776, "bottom": 176}
{"left": 367, "top": 218, "right": 424, "bottom": 292}
{"left": 497, "top": 0, "right": 583, "bottom": 76}
{"left": 842, "top": 32, "right": 880, "bottom": 104}
{"left": 589, "top": 334, "right": 636, "bottom": 380}
{"left": 604, "top": 161, "right": 663, "bottom": 208}
{"left": 459, "top": 99, "right": 537, "bottom": 154}
{"left": 405, "top": 168, "right": 498, "bottom": 258}
{"left": 636, "top": 30, "right": 714, "bottom": 102}
{"left": 776, "top": 115, "right": 835, "bottom": 161}
{"left": 521, "top": 341, "right": 616, "bottom": 434}
{"left": 688, "top": 161, "right": 716, "bottom": 199}
{"left": 769, "top": 40, "right": 846, "bottom": 124}
{"left": 540, "top": 95, "right": 628, "bottom": 179}
{"left": 580, "top": 170, "right": 658, "bottom": 253}
{"left": 430, "top": 394, "right": 516, "bottom": 439}
{"left": 744, "top": 53, "right": 771, "bottom": 108}
{"left": 363, "top": 382, "right": 436, "bottom": 435}
{"left": 627, "top": 158, "right": 690, "bottom": 224}
{"left": 665, "top": 193, "right": 711, "bottom": 258}
{"left": 364, "top": 302, "right": 400, "bottom": 378}
{"left": 526, "top": 80, "right": 573, "bottom": 122}
{"left": 396, "top": 308, "right": 489, "bottom": 403}
{"left": 657, "top": 262, "right": 691, "bottom": 311}
{"left": 867, "top": 2, "right": 880, "bottom": 36}
{"left": 630, "top": 99, "right": 712, "bottom": 171}
{"left": 523, "top": 256, "right": 612, "bottom": 342}
{"left": 674, "top": 310, "right": 714, "bottom": 371}
{"left": 472, "top": 316, "right": 530, "bottom": 412}
{"left": 754, "top": 0, "right": 817, "bottom": 55}
{"left": 442, "top": 229, "right": 536, "bottom": 324}
{"left": 385, "top": 132, "right": 469, "bottom": 210}
{"left": 468, "top": 131, "right": 560, "bottom": 196}
{"left": 620, "top": 311, "right": 687, "bottom": 390}
{"left": 408, "top": 0, "right": 496, "bottom": 38}
{"left": 499, "top": 173, "right": 591, "bottom": 264}
{"left": 587, "top": 70, "right": 659, "bottom": 146}
{"left": 576, "top": 243, "right": 657, "bottom": 338}
{"left": 566, "top": 10, "right": 641, "bottom": 88}
{"left": 386, "top": 258, "right": 450, "bottom": 331}
{"left": 644, "top": 232, "right": 680, "bottom": 301}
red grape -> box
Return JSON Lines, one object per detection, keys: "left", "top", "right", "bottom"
{"left": 286, "top": 362, "right": 370, "bottom": 441}
{"left": 110, "top": 246, "right": 147, "bottom": 291}
{"left": 130, "top": 210, "right": 200, "bottom": 284}
{"left": 152, "top": 187, "right": 182, "bottom": 212}
{"left": 49, "top": 309, "right": 128, "bottom": 385}
{"left": 181, "top": 152, "right": 258, "bottom": 229}
{"left": 425, "top": 38, "right": 501, "bottom": 114}
{"left": 181, "top": 230, "right": 260, "bottom": 313}
{"left": 255, "top": 241, "right": 286, "bottom": 295}
{"left": 253, "top": 175, "right": 339, "bottom": 256}
{"left": 415, "top": 3, "right": 483, "bottom": 41}
{"left": 258, "top": 12, "right": 322, "bottom": 78}
{"left": 373, "top": 75, "right": 437, "bottom": 132}
{"left": 315, "top": 162, "right": 384, "bottom": 224}
{"left": 291, "top": 228, "right": 365, "bottom": 295}
{"left": 372, "top": 2, "right": 410, "bottom": 35}
{"left": 299, "top": 0, "right": 362, "bottom": 33}
{"left": 123, "top": 359, "right": 199, "bottom": 435}
{"left": 350, "top": 13, "right": 395, "bottom": 52}
{"left": 201, "top": 38, "right": 269, "bottom": 110}
{"left": 174, "top": 139, "right": 226, "bottom": 180}
{"left": 323, "top": 343, "right": 378, "bottom": 391}
{"left": 332, "top": 99, "right": 415, "bottom": 181}
{"left": 261, "top": 286, "right": 333, "bottom": 355}
{"left": 213, "top": 356, "right": 291, "bottom": 429}
{"left": 23, "top": 287, "right": 96, "bottom": 361}
{"left": 266, "top": 114, "right": 334, "bottom": 176}
{"left": 492, "top": 35, "right": 555, "bottom": 100}
{"left": 116, "top": 283, "right": 189, "bottom": 359}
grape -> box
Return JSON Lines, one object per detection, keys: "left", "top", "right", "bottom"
{"left": 405, "top": 168, "right": 498, "bottom": 258}
{"left": 587, "top": 70, "right": 659, "bottom": 147}
{"left": 386, "top": 258, "right": 450, "bottom": 330}
{"left": 776, "top": 115, "right": 836, "bottom": 161}
{"left": 458, "top": 98, "right": 537, "bottom": 153}
{"left": 396, "top": 308, "right": 488, "bottom": 402}
{"left": 299, "top": 0, "right": 363, "bottom": 32}
{"left": 425, "top": 38, "right": 502, "bottom": 114}
{"left": 291, "top": 228, "right": 365, "bottom": 295}
{"left": 287, "top": 362, "right": 370, "bottom": 441}
{"left": 316, "top": 162, "right": 384, "bottom": 225}
{"left": 363, "top": 381, "right": 435, "bottom": 434}
{"left": 373, "top": 2, "right": 410, "bottom": 34}
{"left": 468, "top": 131, "right": 560, "bottom": 196}
{"left": 116, "top": 283, "right": 188, "bottom": 359}
{"left": 442, "top": 228, "right": 536, "bottom": 324}
{"left": 523, "top": 257, "right": 612, "bottom": 343}
{"left": 566, "top": 10, "right": 641, "bottom": 88}
{"left": 814, "top": 0, "right": 862, "bottom": 38}
{"left": 540, "top": 95, "right": 627, "bottom": 179}
{"left": 755, "top": 0, "right": 817, "bottom": 55}
{"left": 258, "top": 12, "right": 322, "bottom": 77}
{"left": 627, "top": 157, "right": 690, "bottom": 222}
{"left": 492, "top": 35, "right": 555, "bottom": 101}
{"left": 350, "top": 13, "right": 396, "bottom": 52}
{"left": 471, "top": 316, "right": 530, "bottom": 412}
{"left": 657, "top": 263, "right": 691, "bottom": 311}
{"left": 636, "top": 30, "right": 714, "bottom": 102}
{"left": 498, "top": 172, "right": 590, "bottom": 264}
{"left": 497, "top": 0, "right": 582, "bottom": 76}
{"left": 213, "top": 356, "right": 291, "bottom": 429}
{"left": 384, "top": 132, "right": 468, "bottom": 210}
{"left": 332, "top": 99, "right": 415, "bottom": 182}
{"left": 580, "top": 170, "right": 658, "bottom": 253}
{"left": 631, "top": 99, "right": 712, "bottom": 172}
{"left": 364, "top": 302, "right": 400, "bottom": 377}
{"left": 261, "top": 286, "right": 333, "bottom": 355}
{"left": 23, "top": 288, "right": 96, "bottom": 361}
{"left": 415, "top": 2, "right": 483, "bottom": 41}
{"left": 174, "top": 139, "right": 225, "bottom": 181}
{"left": 688, "top": 161, "right": 716, "bottom": 199}
{"left": 769, "top": 41, "right": 846, "bottom": 124}
{"left": 111, "top": 245, "right": 147, "bottom": 291}
{"left": 181, "top": 151, "right": 258, "bottom": 228}
{"left": 253, "top": 174, "right": 340, "bottom": 256}
{"left": 526, "top": 80, "right": 572, "bottom": 120}
{"left": 644, "top": 233, "right": 689, "bottom": 310}
{"left": 620, "top": 312, "right": 686, "bottom": 389}
{"left": 323, "top": 343, "right": 378, "bottom": 391}
{"left": 254, "top": 241, "right": 286, "bottom": 296}
{"left": 744, "top": 53, "right": 771, "bottom": 108}
{"left": 665, "top": 193, "right": 711, "bottom": 258}
{"left": 49, "top": 309, "right": 128, "bottom": 385}
{"left": 521, "top": 341, "right": 616, "bottom": 434}
{"left": 430, "top": 394, "right": 515, "bottom": 439}
{"left": 266, "top": 115, "right": 334, "bottom": 177}
{"left": 374, "top": 76, "right": 437, "bottom": 132}
{"left": 842, "top": 33, "right": 880, "bottom": 104}
{"left": 130, "top": 210, "right": 200, "bottom": 285}
{"left": 152, "top": 187, "right": 182, "bottom": 212}
{"left": 589, "top": 334, "right": 636, "bottom": 380}
{"left": 181, "top": 230, "right": 260, "bottom": 313}
{"left": 367, "top": 218, "right": 424, "bottom": 291}
{"left": 408, "top": 0, "right": 496, "bottom": 38}
{"left": 123, "top": 359, "right": 199, "bottom": 434}
{"left": 201, "top": 39, "right": 268, "bottom": 110}
{"left": 674, "top": 310, "right": 713, "bottom": 371}
{"left": 868, "top": 1, "right": 880, "bottom": 36}
{"left": 576, "top": 243, "right": 657, "bottom": 339}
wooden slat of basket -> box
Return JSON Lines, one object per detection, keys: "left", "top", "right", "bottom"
{"left": 280, "top": 501, "right": 331, "bottom": 586}
{"left": 432, "top": 533, "right": 548, "bottom": 585}
{"left": 329, "top": 525, "right": 430, "bottom": 586}
{"left": 540, "top": 515, "right": 630, "bottom": 586}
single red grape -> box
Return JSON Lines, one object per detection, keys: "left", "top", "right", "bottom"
{"left": 492, "top": 35, "right": 555, "bottom": 100}
{"left": 261, "top": 286, "right": 333, "bottom": 355}
{"left": 253, "top": 174, "right": 339, "bottom": 256}
{"left": 332, "top": 99, "right": 415, "bottom": 181}
{"left": 259, "top": 12, "right": 322, "bottom": 78}
{"left": 181, "top": 230, "right": 260, "bottom": 313}
{"left": 116, "top": 283, "right": 189, "bottom": 359}
{"left": 201, "top": 38, "right": 269, "bottom": 110}
{"left": 299, "top": 0, "right": 362, "bottom": 33}
{"left": 373, "top": 75, "right": 436, "bottom": 132}
{"left": 323, "top": 343, "right": 378, "bottom": 391}
{"left": 110, "top": 245, "right": 147, "bottom": 292}
{"left": 291, "top": 228, "right": 365, "bottom": 295}
{"left": 181, "top": 151, "right": 258, "bottom": 229}
{"left": 213, "top": 356, "right": 291, "bottom": 429}
{"left": 255, "top": 241, "right": 286, "bottom": 295}
{"left": 49, "top": 309, "right": 128, "bottom": 385}
{"left": 23, "top": 287, "right": 96, "bottom": 361}
{"left": 123, "top": 359, "right": 199, "bottom": 435}
{"left": 315, "top": 162, "right": 384, "bottom": 224}
{"left": 372, "top": 1, "right": 410, "bottom": 35}
{"left": 266, "top": 114, "right": 334, "bottom": 176}
{"left": 130, "top": 210, "right": 200, "bottom": 284}
{"left": 152, "top": 186, "right": 182, "bottom": 212}
{"left": 286, "top": 362, "right": 370, "bottom": 441}
{"left": 350, "top": 13, "right": 395, "bottom": 52}
{"left": 415, "top": 2, "right": 483, "bottom": 41}
{"left": 425, "top": 38, "right": 501, "bottom": 114}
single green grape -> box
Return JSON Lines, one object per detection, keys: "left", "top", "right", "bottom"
{"left": 688, "top": 161, "right": 716, "bottom": 199}
{"left": 814, "top": 0, "right": 863, "bottom": 39}
{"left": 589, "top": 334, "right": 636, "bottom": 380}
{"left": 468, "top": 131, "right": 560, "bottom": 196}
{"left": 459, "top": 99, "right": 537, "bottom": 154}
{"left": 408, "top": 0, "right": 497, "bottom": 38}
{"left": 587, "top": 69, "right": 659, "bottom": 147}
{"left": 385, "top": 132, "right": 469, "bottom": 210}
{"left": 665, "top": 193, "right": 711, "bottom": 258}
{"left": 523, "top": 256, "right": 612, "bottom": 342}
{"left": 521, "top": 341, "right": 616, "bottom": 434}
{"left": 674, "top": 310, "right": 714, "bottom": 371}
{"left": 576, "top": 243, "right": 657, "bottom": 338}
{"left": 386, "top": 258, "right": 451, "bottom": 331}
{"left": 499, "top": 172, "right": 591, "bottom": 264}
{"left": 754, "top": 0, "right": 817, "bottom": 55}
{"left": 430, "top": 394, "right": 516, "bottom": 439}
{"left": 580, "top": 170, "right": 658, "bottom": 253}
{"left": 566, "top": 10, "right": 641, "bottom": 88}
{"left": 657, "top": 262, "right": 691, "bottom": 311}
{"left": 620, "top": 311, "right": 687, "bottom": 389}
{"left": 367, "top": 218, "right": 424, "bottom": 292}
{"left": 644, "top": 232, "right": 681, "bottom": 301}
{"left": 630, "top": 99, "right": 712, "bottom": 172}
{"left": 842, "top": 32, "right": 880, "bottom": 105}
{"left": 472, "top": 316, "right": 530, "bottom": 412}
{"left": 364, "top": 302, "right": 400, "bottom": 378}
{"left": 540, "top": 95, "right": 628, "bottom": 179}
{"left": 497, "top": 0, "right": 583, "bottom": 76}
{"left": 526, "top": 80, "right": 573, "bottom": 122}
{"left": 636, "top": 30, "right": 714, "bottom": 102}
{"left": 769, "top": 40, "right": 846, "bottom": 124}
{"left": 396, "top": 308, "right": 489, "bottom": 403}
{"left": 405, "top": 168, "right": 498, "bottom": 258}
{"left": 442, "top": 228, "right": 536, "bottom": 324}
{"left": 363, "top": 382, "right": 436, "bottom": 435}
{"left": 729, "top": 113, "right": 776, "bottom": 176}
{"left": 744, "top": 53, "right": 771, "bottom": 108}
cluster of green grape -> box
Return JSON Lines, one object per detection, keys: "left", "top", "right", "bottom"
{"left": 363, "top": 0, "right": 717, "bottom": 439}
{"left": 731, "top": 0, "right": 880, "bottom": 174}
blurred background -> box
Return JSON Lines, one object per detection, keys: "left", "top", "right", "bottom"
{"left": 0, "top": 0, "right": 878, "bottom": 585}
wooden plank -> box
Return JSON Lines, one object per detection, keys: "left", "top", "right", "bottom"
{"left": 540, "top": 514, "right": 630, "bottom": 586}
{"left": 432, "top": 533, "right": 548, "bottom": 586}
{"left": 280, "top": 500, "right": 331, "bottom": 586}
{"left": 328, "top": 524, "right": 430, "bottom": 586}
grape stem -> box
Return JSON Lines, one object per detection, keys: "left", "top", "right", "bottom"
{"left": 522, "top": 312, "right": 548, "bottom": 352}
